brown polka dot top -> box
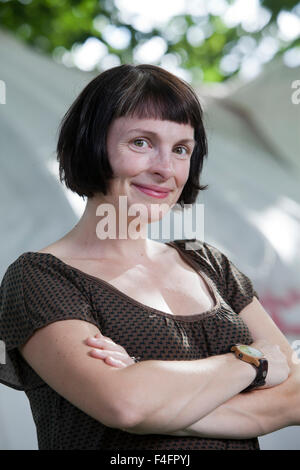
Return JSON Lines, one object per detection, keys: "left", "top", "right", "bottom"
{"left": 0, "top": 238, "right": 260, "bottom": 450}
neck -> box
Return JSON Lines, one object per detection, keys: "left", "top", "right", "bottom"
{"left": 60, "top": 196, "right": 164, "bottom": 261}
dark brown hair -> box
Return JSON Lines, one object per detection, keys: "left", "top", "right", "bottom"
{"left": 56, "top": 64, "right": 208, "bottom": 207}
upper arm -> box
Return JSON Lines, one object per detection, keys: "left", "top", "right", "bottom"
{"left": 202, "top": 242, "right": 260, "bottom": 314}
{"left": 239, "top": 296, "right": 295, "bottom": 367}
{"left": 19, "top": 319, "right": 138, "bottom": 429}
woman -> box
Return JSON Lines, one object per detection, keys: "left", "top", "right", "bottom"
{"left": 0, "top": 64, "right": 299, "bottom": 450}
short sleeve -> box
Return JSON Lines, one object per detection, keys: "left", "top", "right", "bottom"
{"left": 171, "top": 238, "right": 259, "bottom": 315}
{"left": 185, "top": 240, "right": 259, "bottom": 315}
{"left": 204, "top": 243, "right": 259, "bottom": 314}
{"left": 221, "top": 255, "right": 259, "bottom": 313}
{"left": 0, "top": 254, "right": 99, "bottom": 391}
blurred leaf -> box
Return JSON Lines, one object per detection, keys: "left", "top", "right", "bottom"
{"left": 261, "top": 0, "right": 300, "bottom": 19}
{"left": 0, "top": 0, "right": 299, "bottom": 82}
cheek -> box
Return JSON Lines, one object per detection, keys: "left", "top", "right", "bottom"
{"left": 110, "top": 146, "right": 146, "bottom": 178}
{"left": 110, "top": 156, "right": 138, "bottom": 178}
{"left": 177, "top": 164, "right": 190, "bottom": 187}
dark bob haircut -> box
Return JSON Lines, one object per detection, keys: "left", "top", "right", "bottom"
{"left": 57, "top": 64, "right": 208, "bottom": 207}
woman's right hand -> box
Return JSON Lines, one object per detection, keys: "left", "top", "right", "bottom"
{"left": 250, "top": 339, "right": 290, "bottom": 389}
{"left": 86, "top": 334, "right": 136, "bottom": 368}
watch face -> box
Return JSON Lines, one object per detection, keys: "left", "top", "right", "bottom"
{"left": 238, "top": 345, "right": 263, "bottom": 358}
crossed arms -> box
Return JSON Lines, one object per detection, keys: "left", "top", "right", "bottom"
{"left": 19, "top": 296, "right": 300, "bottom": 439}
{"left": 120, "top": 297, "right": 300, "bottom": 438}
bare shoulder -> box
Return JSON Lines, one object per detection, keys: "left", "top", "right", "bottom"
{"left": 37, "top": 241, "right": 74, "bottom": 259}
{"left": 37, "top": 245, "right": 58, "bottom": 255}
{"left": 37, "top": 239, "right": 168, "bottom": 258}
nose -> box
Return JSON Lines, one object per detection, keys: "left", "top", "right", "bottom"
{"left": 149, "top": 147, "right": 175, "bottom": 180}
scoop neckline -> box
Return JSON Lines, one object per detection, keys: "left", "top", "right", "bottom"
{"left": 24, "top": 241, "right": 220, "bottom": 322}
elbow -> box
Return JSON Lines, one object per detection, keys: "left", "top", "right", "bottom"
{"left": 92, "top": 371, "right": 143, "bottom": 430}
{"left": 116, "top": 403, "right": 143, "bottom": 431}
{"left": 118, "top": 412, "right": 151, "bottom": 435}
{"left": 117, "top": 403, "right": 163, "bottom": 435}
{"left": 98, "top": 398, "right": 142, "bottom": 431}
{"left": 112, "top": 376, "right": 145, "bottom": 431}
{"left": 110, "top": 362, "right": 160, "bottom": 432}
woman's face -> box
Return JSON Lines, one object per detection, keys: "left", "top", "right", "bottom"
{"left": 104, "top": 115, "right": 195, "bottom": 224}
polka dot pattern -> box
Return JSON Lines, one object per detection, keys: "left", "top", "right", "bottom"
{"left": 0, "top": 239, "right": 259, "bottom": 450}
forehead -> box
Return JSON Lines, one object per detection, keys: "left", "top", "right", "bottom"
{"left": 110, "top": 116, "right": 195, "bottom": 138}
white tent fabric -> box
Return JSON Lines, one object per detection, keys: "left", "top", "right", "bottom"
{"left": 196, "top": 82, "right": 300, "bottom": 338}
{"left": 0, "top": 28, "right": 299, "bottom": 449}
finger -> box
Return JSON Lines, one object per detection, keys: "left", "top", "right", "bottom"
{"left": 96, "top": 335, "right": 127, "bottom": 353}
{"left": 89, "top": 348, "right": 127, "bottom": 360}
{"left": 89, "top": 349, "right": 135, "bottom": 367}
{"left": 89, "top": 350, "right": 126, "bottom": 368}
{"left": 105, "top": 356, "right": 127, "bottom": 368}
{"left": 86, "top": 337, "right": 125, "bottom": 352}
{"left": 97, "top": 334, "right": 117, "bottom": 344}
{"left": 87, "top": 336, "right": 118, "bottom": 348}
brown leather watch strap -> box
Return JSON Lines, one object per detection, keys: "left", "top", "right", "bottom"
{"left": 241, "top": 358, "right": 268, "bottom": 393}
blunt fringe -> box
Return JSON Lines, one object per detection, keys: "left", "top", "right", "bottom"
{"left": 56, "top": 64, "right": 208, "bottom": 207}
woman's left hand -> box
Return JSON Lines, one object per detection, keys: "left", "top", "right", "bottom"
{"left": 86, "top": 334, "right": 136, "bottom": 368}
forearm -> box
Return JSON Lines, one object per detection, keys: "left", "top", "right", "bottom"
{"left": 168, "top": 364, "right": 300, "bottom": 439}
{"left": 121, "top": 353, "right": 256, "bottom": 434}
{"left": 169, "top": 387, "right": 286, "bottom": 439}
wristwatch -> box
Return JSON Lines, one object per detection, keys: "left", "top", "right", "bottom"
{"left": 230, "top": 344, "right": 268, "bottom": 392}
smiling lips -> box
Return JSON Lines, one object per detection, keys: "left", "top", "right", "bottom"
{"left": 132, "top": 183, "right": 172, "bottom": 199}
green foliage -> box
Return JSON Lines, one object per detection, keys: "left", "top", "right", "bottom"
{"left": 0, "top": 0, "right": 299, "bottom": 83}
{"left": 261, "top": 0, "right": 299, "bottom": 18}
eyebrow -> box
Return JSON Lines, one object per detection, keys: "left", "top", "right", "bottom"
{"left": 127, "top": 128, "right": 196, "bottom": 144}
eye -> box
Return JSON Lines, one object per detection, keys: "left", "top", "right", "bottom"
{"left": 132, "top": 138, "right": 148, "bottom": 148}
{"left": 174, "top": 146, "right": 190, "bottom": 157}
